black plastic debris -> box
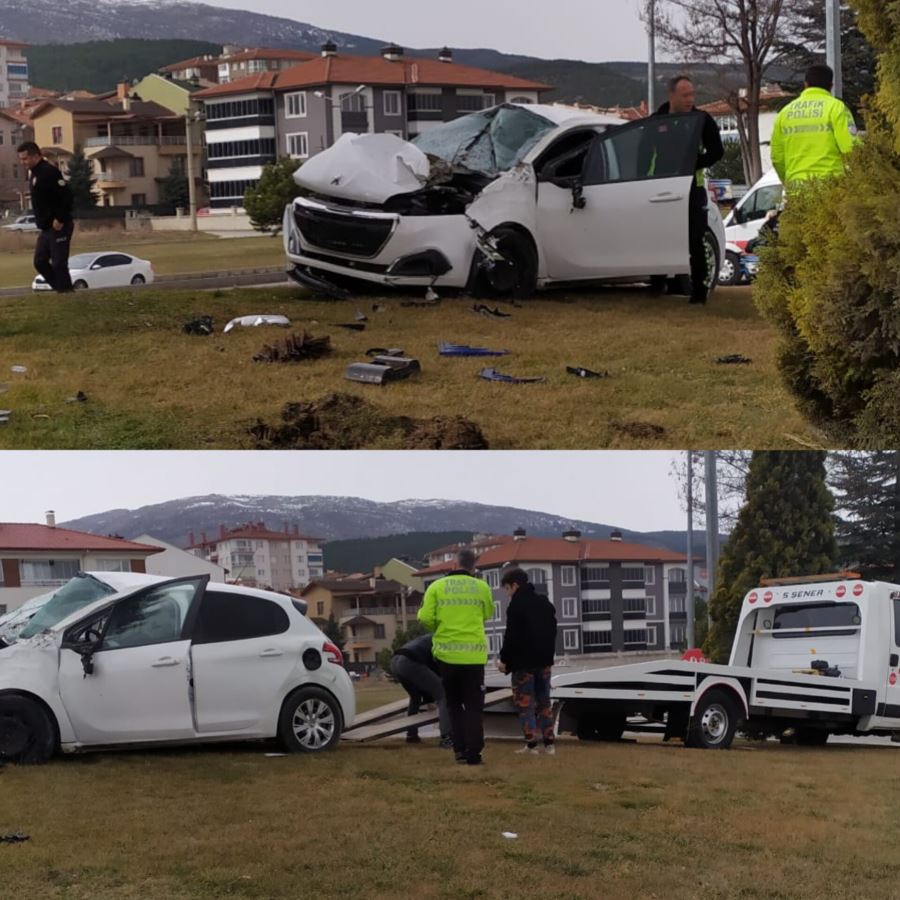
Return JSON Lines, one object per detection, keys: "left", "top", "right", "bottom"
{"left": 401, "top": 297, "right": 441, "bottom": 308}
{"left": 439, "top": 342, "right": 509, "bottom": 357}
{"left": 478, "top": 367, "right": 545, "bottom": 385}
{"left": 715, "top": 354, "right": 753, "bottom": 365}
{"left": 472, "top": 304, "right": 512, "bottom": 318}
{"left": 253, "top": 332, "right": 332, "bottom": 363}
{"left": 365, "top": 348, "right": 406, "bottom": 358}
{"left": 346, "top": 355, "right": 421, "bottom": 385}
{"left": 182, "top": 316, "right": 214, "bottom": 336}
{"left": 334, "top": 322, "right": 366, "bottom": 332}
{"left": 372, "top": 303, "right": 384, "bottom": 312}
{"left": 567, "top": 366, "right": 610, "bottom": 379}
{"left": 0, "top": 833, "right": 30, "bottom": 844}
{"left": 65, "top": 391, "right": 88, "bottom": 403}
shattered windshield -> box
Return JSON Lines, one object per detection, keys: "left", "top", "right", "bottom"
{"left": 412, "top": 105, "right": 556, "bottom": 176}
{"left": 17, "top": 574, "right": 116, "bottom": 640}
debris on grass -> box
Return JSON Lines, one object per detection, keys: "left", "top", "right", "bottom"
{"left": 253, "top": 332, "right": 332, "bottom": 363}
{"left": 66, "top": 391, "right": 88, "bottom": 403}
{"left": 355, "top": 310, "right": 368, "bottom": 322}
{"left": 182, "top": 316, "right": 214, "bottom": 336}
{"left": 610, "top": 420, "right": 667, "bottom": 440}
{"left": 501, "top": 832, "right": 518, "bottom": 840}
{"left": 439, "top": 342, "right": 509, "bottom": 357}
{"left": 345, "top": 355, "right": 421, "bottom": 385}
{"left": 567, "top": 366, "right": 610, "bottom": 379}
{"left": 334, "top": 322, "right": 366, "bottom": 332}
{"left": 473, "top": 304, "right": 512, "bottom": 318}
{"left": 223, "top": 314, "right": 291, "bottom": 334}
{"left": 365, "top": 348, "right": 406, "bottom": 358}
{"left": 401, "top": 296, "right": 441, "bottom": 308}
{"left": 0, "top": 832, "right": 30, "bottom": 844}
{"left": 479, "top": 367, "right": 545, "bottom": 385}
{"left": 249, "top": 393, "right": 488, "bottom": 450}
{"left": 10, "top": 365, "right": 27, "bottom": 375}
{"left": 716, "top": 354, "right": 752, "bottom": 365}
{"left": 0, "top": 409, "right": 10, "bottom": 424}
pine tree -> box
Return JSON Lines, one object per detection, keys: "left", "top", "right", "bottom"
{"left": 704, "top": 452, "right": 837, "bottom": 662}
{"left": 832, "top": 451, "right": 900, "bottom": 582}
{"left": 242, "top": 157, "right": 302, "bottom": 233}
{"left": 65, "top": 144, "right": 99, "bottom": 211}
{"left": 158, "top": 161, "right": 189, "bottom": 210}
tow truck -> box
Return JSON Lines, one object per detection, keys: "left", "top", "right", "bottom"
{"left": 554, "top": 575, "right": 900, "bottom": 749}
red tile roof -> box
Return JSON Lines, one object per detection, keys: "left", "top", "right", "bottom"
{"left": 162, "top": 48, "right": 316, "bottom": 74}
{"left": 196, "top": 53, "right": 551, "bottom": 98}
{"left": 195, "top": 72, "right": 279, "bottom": 98}
{"left": 700, "top": 86, "right": 794, "bottom": 117}
{"left": 0, "top": 524, "right": 163, "bottom": 554}
{"left": 0, "top": 40, "right": 28, "bottom": 49}
{"left": 188, "top": 524, "right": 323, "bottom": 548}
{"left": 476, "top": 537, "right": 688, "bottom": 568}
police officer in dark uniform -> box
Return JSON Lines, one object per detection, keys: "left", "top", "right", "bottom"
{"left": 17, "top": 141, "right": 75, "bottom": 293}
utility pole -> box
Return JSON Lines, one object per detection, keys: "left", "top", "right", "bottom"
{"left": 704, "top": 451, "right": 720, "bottom": 606}
{"left": 648, "top": 0, "right": 657, "bottom": 113}
{"left": 686, "top": 451, "right": 695, "bottom": 648}
{"left": 184, "top": 106, "right": 200, "bottom": 232}
{"left": 826, "top": 0, "right": 843, "bottom": 99}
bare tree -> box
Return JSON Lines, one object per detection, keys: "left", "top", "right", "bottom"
{"left": 670, "top": 450, "right": 752, "bottom": 530}
{"left": 643, "top": 0, "right": 794, "bottom": 182}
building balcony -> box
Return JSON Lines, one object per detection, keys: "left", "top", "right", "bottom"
{"left": 669, "top": 610, "right": 688, "bottom": 620}
{"left": 95, "top": 173, "right": 127, "bottom": 190}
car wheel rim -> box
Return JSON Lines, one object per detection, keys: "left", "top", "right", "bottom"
{"left": 704, "top": 235, "right": 718, "bottom": 290}
{"left": 719, "top": 258, "right": 735, "bottom": 284}
{"left": 0, "top": 715, "right": 29, "bottom": 758}
{"left": 700, "top": 704, "right": 728, "bottom": 743}
{"left": 291, "top": 698, "right": 335, "bottom": 749}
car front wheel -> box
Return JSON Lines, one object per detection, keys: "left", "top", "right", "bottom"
{"left": 472, "top": 226, "right": 538, "bottom": 299}
{"left": 0, "top": 694, "right": 56, "bottom": 765}
{"left": 73, "top": 280, "right": 88, "bottom": 291}
{"left": 278, "top": 686, "right": 343, "bottom": 753}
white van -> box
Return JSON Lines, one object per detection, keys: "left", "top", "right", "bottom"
{"left": 724, "top": 169, "right": 783, "bottom": 248}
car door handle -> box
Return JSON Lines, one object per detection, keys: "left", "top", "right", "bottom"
{"left": 151, "top": 657, "right": 180, "bottom": 667}
{"left": 650, "top": 193, "right": 684, "bottom": 203}
{"left": 259, "top": 649, "right": 284, "bottom": 658}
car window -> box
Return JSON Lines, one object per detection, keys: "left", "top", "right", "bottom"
{"left": 105, "top": 254, "right": 133, "bottom": 267}
{"left": 68, "top": 254, "right": 96, "bottom": 269}
{"left": 584, "top": 114, "right": 703, "bottom": 186}
{"left": 771, "top": 602, "right": 861, "bottom": 638}
{"left": 18, "top": 574, "right": 116, "bottom": 639}
{"left": 536, "top": 131, "right": 598, "bottom": 182}
{"left": 193, "top": 591, "right": 290, "bottom": 644}
{"left": 744, "top": 184, "right": 784, "bottom": 219}
{"left": 102, "top": 583, "right": 196, "bottom": 650}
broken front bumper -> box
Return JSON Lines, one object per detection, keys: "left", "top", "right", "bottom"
{"left": 283, "top": 197, "right": 476, "bottom": 289}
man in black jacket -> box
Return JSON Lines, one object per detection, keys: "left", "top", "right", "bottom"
{"left": 497, "top": 568, "right": 558, "bottom": 755}
{"left": 390, "top": 633, "right": 452, "bottom": 747}
{"left": 17, "top": 141, "right": 75, "bottom": 293}
{"left": 647, "top": 76, "right": 724, "bottom": 304}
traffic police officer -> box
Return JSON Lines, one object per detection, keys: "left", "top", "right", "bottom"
{"left": 771, "top": 64, "right": 858, "bottom": 186}
{"left": 417, "top": 548, "right": 494, "bottom": 765}
{"left": 17, "top": 141, "right": 75, "bottom": 293}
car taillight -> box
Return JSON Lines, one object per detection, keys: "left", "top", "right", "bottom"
{"left": 324, "top": 641, "right": 343, "bottom": 666}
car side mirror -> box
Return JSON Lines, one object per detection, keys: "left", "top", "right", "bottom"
{"left": 90, "top": 263, "right": 102, "bottom": 270}
{"left": 571, "top": 181, "right": 587, "bottom": 210}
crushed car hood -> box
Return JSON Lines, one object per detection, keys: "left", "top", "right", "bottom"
{"left": 294, "top": 132, "right": 431, "bottom": 204}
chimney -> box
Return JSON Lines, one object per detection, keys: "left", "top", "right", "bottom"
{"left": 45, "top": 510, "right": 56, "bottom": 528}
{"left": 321, "top": 41, "right": 338, "bottom": 58}
{"left": 121, "top": 96, "right": 131, "bottom": 112}
{"left": 513, "top": 528, "right": 527, "bottom": 541}
{"left": 563, "top": 529, "right": 581, "bottom": 542}
{"left": 438, "top": 47, "right": 453, "bottom": 64}
{"left": 381, "top": 43, "right": 404, "bottom": 62}
{"left": 219, "top": 524, "right": 226, "bottom": 539}
{"left": 610, "top": 530, "right": 623, "bottom": 542}
{"left": 117, "top": 81, "right": 130, "bottom": 100}
{"left": 188, "top": 531, "right": 196, "bottom": 546}
{"left": 201, "top": 531, "right": 208, "bottom": 544}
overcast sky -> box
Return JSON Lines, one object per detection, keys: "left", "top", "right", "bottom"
{"left": 2, "top": 451, "right": 688, "bottom": 531}
{"left": 206, "top": 0, "right": 650, "bottom": 63}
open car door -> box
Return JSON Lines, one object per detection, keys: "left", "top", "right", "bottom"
{"left": 536, "top": 113, "right": 705, "bottom": 281}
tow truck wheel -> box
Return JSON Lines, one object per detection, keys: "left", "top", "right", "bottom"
{"left": 0, "top": 694, "right": 56, "bottom": 764}
{"left": 474, "top": 226, "right": 538, "bottom": 299}
{"left": 576, "top": 712, "right": 626, "bottom": 742}
{"left": 685, "top": 690, "right": 739, "bottom": 750}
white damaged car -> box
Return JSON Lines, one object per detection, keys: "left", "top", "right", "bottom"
{"left": 0, "top": 574, "right": 354, "bottom": 763}
{"left": 284, "top": 103, "right": 725, "bottom": 298}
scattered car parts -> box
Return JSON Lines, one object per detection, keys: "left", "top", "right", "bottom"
{"left": 478, "top": 367, "right": 545, "bottom": 384}
{"left": 345, "top": 355, "right": 421, "bottom": 385}
{"left": 716, "top": 354, "right": 752, "bottom": 365}
{"left": 182, "top": 316, "right": 214, "bottom": 336}
{"left": 472, "top": 304, "right": 512, "bottom": 318}
{"left": 0, "top": 833, "right": 30, "bottom": 844}
{"left": 567, "top": 366, "right": 610, "bottom": 379}
{"left": 439, "top": 342, "right": 509, "bottom": 357}
{"left": 223, "top": 314, "right": 291, "bottom": 334}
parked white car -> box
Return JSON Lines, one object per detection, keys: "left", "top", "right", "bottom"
{"left": 723, "top": 169, "right": 783, "bottom": 249}
{"left": 284, "top": 103, "right": 725, "bottom": 298}
{"left": 2, "top": 214, "right": 38, "bottom": 233}
{"left": 0, "top": 574, "right": 354, "bottom": 763}
{"left": 32, "top": 252, "right": 155, "bottom": 291}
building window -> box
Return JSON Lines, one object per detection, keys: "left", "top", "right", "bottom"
{"left": 407, "top": 92, "right": 442, "bottom": 112}
{"left": 646, "top": 624, "right": 657, "bottom": 646}
{"left": 20, "top": 559, "right": 80, "bottom": 585}
{"left": 130, "top": 194, "right": 146, "bottom": 207}
{"left": 7, "top": 64, "right": 28, "bottom": 79}
{"left": 562, "top": 597, "right": 577, "bottom": 618}
{"left": 581, "top": 566, "right": 609, "bottom": 583}
{"left": 383, "top": 91, "right": 402, "bottom": 116}
{"left": 307, "top": 553, "right": 323, "bottom": 563}
{"left": 286, "top": 132, "right": 309, "bottom": 159}
{"left": 129, "top": 158, "right": 144, "bottom": 177}
{"left": 668, "top": 568, "right": 686, "bottom": 583}
{"left": 645, "top": 595, "right": 656, "bottom": 616}
{"left": 623, "top": 596, "right": 646, "bottom": 614}
{"left": 93, "top": 558, "right": 131, "bottom": 572}
{"left": 621, "top": 566, "right": 645, "bottom": 582}
{"left": 509, "top": 96, "right": 534, "bottom": 104}
{"left": 526, "top": 568, "right": 546, "bottom": 585}
{"left": 671, "top": 595, "right": 686, "bottom": 613}
{"left": 671, "top": 624, "right": 687, "bottom": 646}
{"left": 493, "top": 601, "right": 501, "bottom": 622}
{"left": 316, "top": 601, "right": 324, "bottom": 616}
{"left": 561, "top": 566, "right": 576, "bottom": 586}
{"left": 52, "top": 126, "right": 63, "bottom": 145}
{"left": 209, "top": 179, "right": 258, "bottom": 202}
{"left": 374, "top": 624, "right": 386, "bottom": 639}
{"left": 582, "top": 597, "right": 610, "bottom": 614}
{"left": 340, "top": 92, "right": 366, "bottom": 113}
{"left": 623, "top": 628, "right": 648, "bottom": 648}
{"left": 285, "top": 92, "right": 307, "bottom": 118}
{"left": 644, "top": 566, "right": 655, "bottom": 585}
{"left": 583, "top": 630, "right": 612, "bottom": 652}
{"left": 457, "top": 93, "right": 492, "bottom": 112}
{"left": 485, "top": 569, "right": 500, "bottom": 589}
{"left": 204, "top": 98, "right": 274, "bottom": 121}
{"left": 563, "top": 628, "right": 579, "bottom": 650}
{"left": 207, "top": 138, "right": 276, "bottom": 160}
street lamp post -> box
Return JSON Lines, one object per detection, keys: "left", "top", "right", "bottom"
{"left": 184, "top": 106, "right": 205, "bottom": 232}
{"left": 826, "top": 0, "right": 843, "bottom": 100}
{"left": 704, "top": 451, "right": 720, "bottom": 604}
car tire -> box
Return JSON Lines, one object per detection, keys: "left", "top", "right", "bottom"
{"left": 685, "top": 690, "right": 739, "bottom": 749}
{"left": 718, "top": 251, "right": 741, "bottom": 287}
{"left": 278, "top": 686, "right": 343, "bottom": 753}
{"left": 472, "top": 226, "right": 538, "bottom": 299}
{"left": 0, "top": 694, "right": 56, "bottom": 765}
{"left": 130, "top": 274, "right": 146, "bottom": 285}
{"left": 73, "top": 280, "right": 88, "bottom": 291}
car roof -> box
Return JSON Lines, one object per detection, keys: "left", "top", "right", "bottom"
{"left": 515, "top": 102, "right": 626, "bottom": 128}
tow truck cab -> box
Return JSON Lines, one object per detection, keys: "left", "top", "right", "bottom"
{"left": 554, "top": 577, "right": 900, "bottom": 749}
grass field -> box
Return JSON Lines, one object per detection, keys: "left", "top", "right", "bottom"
{"left": 1, "top": 735, "right": 897, "bottom": 899}
{"left": 0, "top": 283, "right": 828, "bottom": 450}
{"left": 0, "top": 232, "right": 285, "bottom": 285}
{"left": 354, "top": 679, "right": 406, "bottom": 713}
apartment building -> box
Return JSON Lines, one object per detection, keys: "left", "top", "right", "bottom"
{"left": 301, "top": 576, "right": 422, "bottom": 663}
{"left": 0, "top": 514, "right": 162, "bottom": 614}
{"left": 29, "top": 88, "right": 204, "bottom": 208}
{"left": 195, "top": 44, "right": 550, "bottom": 209}
{"left": 0, "top": 107, "right": 32, "bottom": 210}
{"left": 161, "top": 46, "right": 317, "bottom": 86}
{"left": 186, "top": 523, "right": 324, "bottom": 592}
{"left": 0, "top": 40, "right": 29, "bottom": 107}
{"left": 417, "top": 535, "right": 514, "bottom": 587}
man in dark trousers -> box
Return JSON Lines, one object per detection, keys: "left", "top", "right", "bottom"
{"left": 497, "top": 568, "right": 558, "bottom": 755}
{"left": 649, "top": 76, "right": 724, "bottom": 304}
{"left": 390, "top": 632, "right": 453, "bottom": 747}
{"left": 17, "top": 141, "right": 74, "bottom": 293}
